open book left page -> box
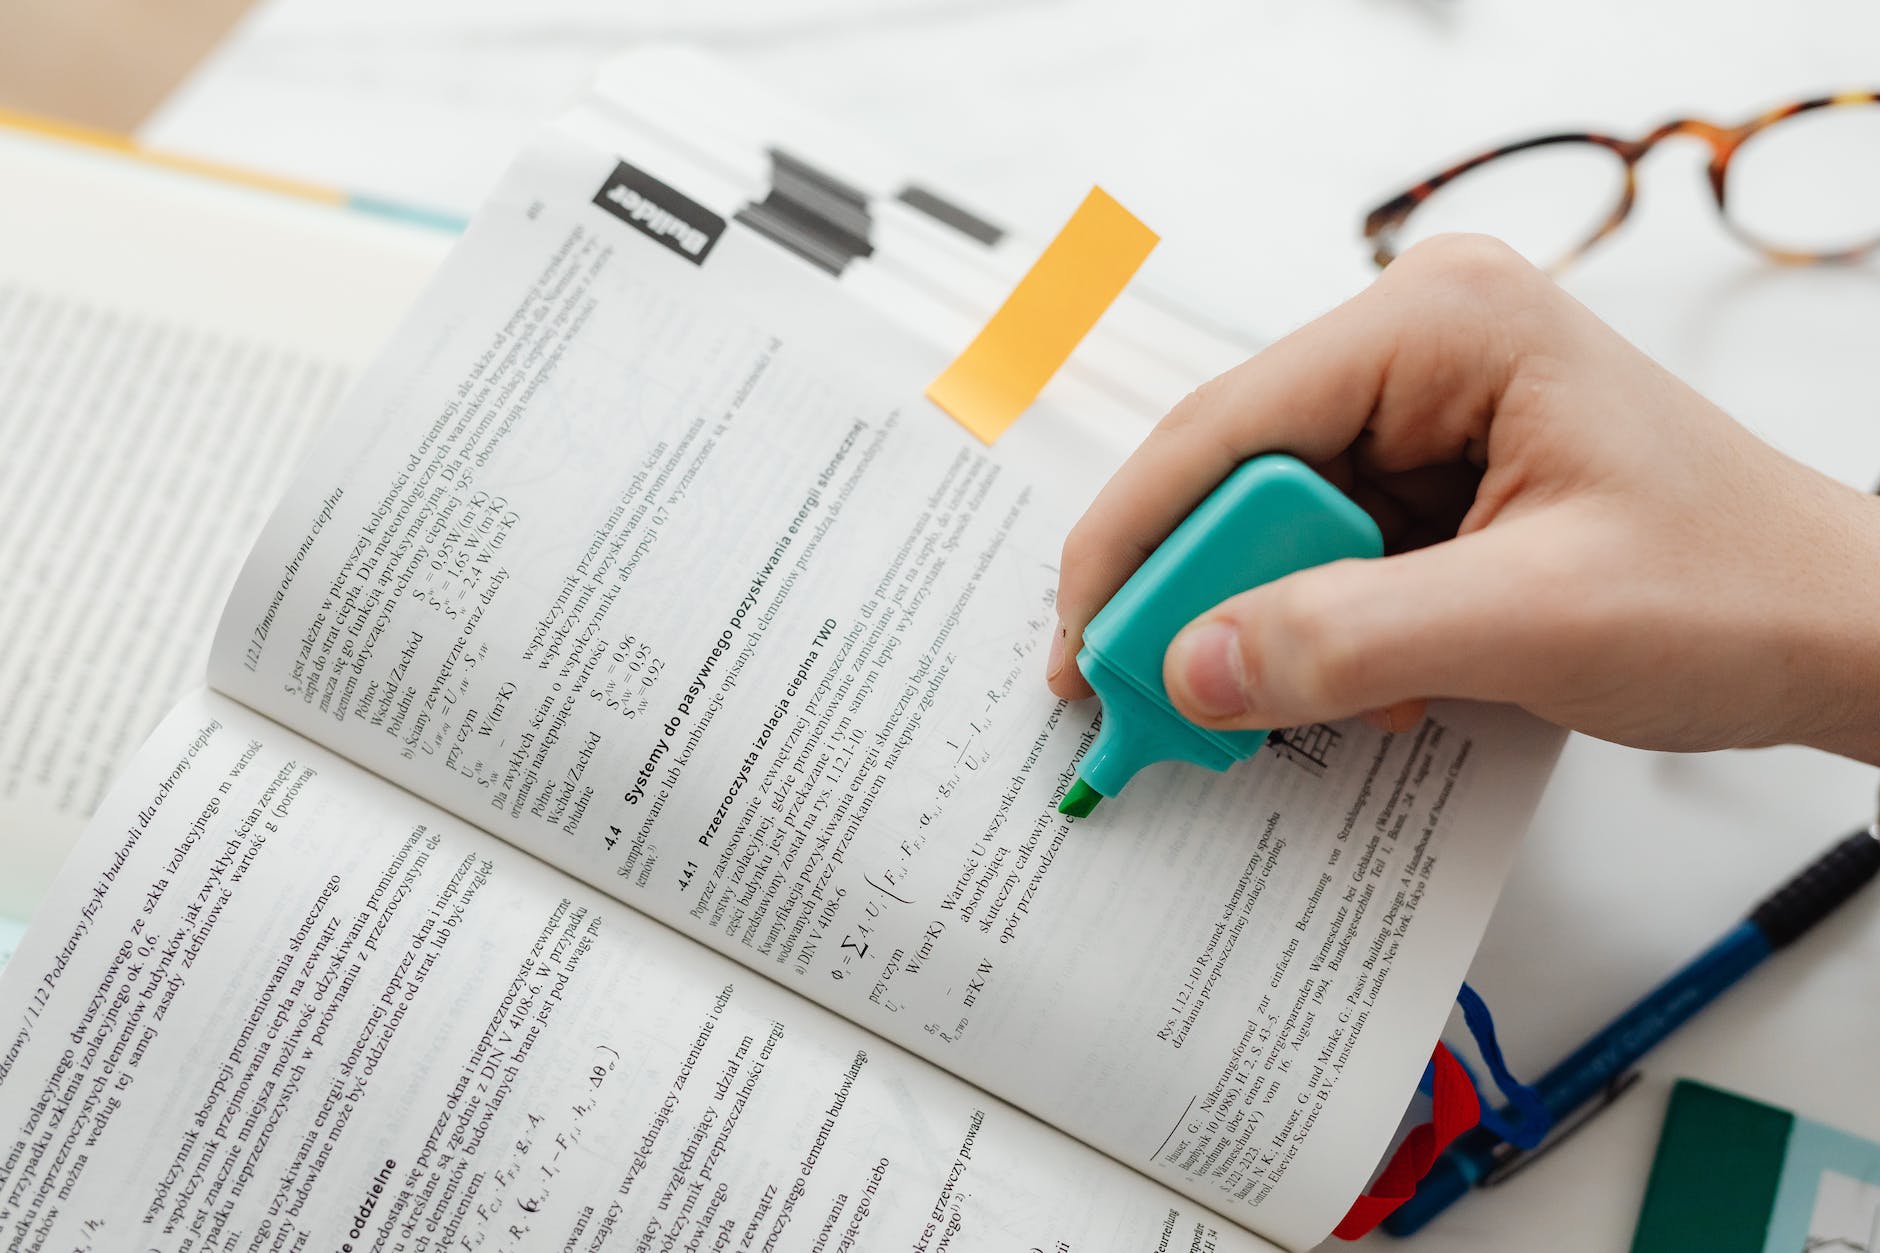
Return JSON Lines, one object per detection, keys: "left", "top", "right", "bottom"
{"left": 0, "top": 127, "right": 446, "bottom": 924}
{"left": 0, "top": 690, "right": 1265, "bottom": 1253}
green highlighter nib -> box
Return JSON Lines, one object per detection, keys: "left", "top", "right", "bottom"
{"left": 1058, "top": 778, "right": 1103, "bottom": 818}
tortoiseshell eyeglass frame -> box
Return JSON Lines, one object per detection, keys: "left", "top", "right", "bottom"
{"left": 1363, "top": 90, "right": 1880, "bottom": 273}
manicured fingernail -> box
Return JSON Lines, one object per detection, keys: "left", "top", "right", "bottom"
{"left": 1171, "top": 621, "right": 1248, "bottom": 717}
{"left": 1046, "top": 621, "right": 1067, "bottom": 680}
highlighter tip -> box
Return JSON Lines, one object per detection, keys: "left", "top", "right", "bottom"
{"left": 1058, "top": 778, "right": 1103, "bottom": 818}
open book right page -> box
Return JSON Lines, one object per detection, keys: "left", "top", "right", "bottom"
{"left": 209, "top": 119, "right": 1565, "bottom": 1249}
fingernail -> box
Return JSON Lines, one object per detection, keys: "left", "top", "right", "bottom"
{"left": 1046, "top": 621, "right": 1067, "bottom": 680}
{"left": 1362, "top": 705, "right": 1419, "bottom": 733}
{"left": 1171, "top": 621, "right": 1249, "bottom": 718}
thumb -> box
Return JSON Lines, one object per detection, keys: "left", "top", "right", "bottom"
{"left": 1162, "top": 527, "right": 1543, "bottom": 731}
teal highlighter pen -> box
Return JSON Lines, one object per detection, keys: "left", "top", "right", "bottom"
{"left": 1057, "top": 454, "right": 1384, "bottom": 817}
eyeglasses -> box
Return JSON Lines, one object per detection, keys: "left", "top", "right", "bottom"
{"left": 1363, "top": 91, "right": 1880, "bottom": 274}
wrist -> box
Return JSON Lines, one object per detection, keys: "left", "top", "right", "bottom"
{"left": 1789, "top": 485, "right": 1880, "bottom": 766}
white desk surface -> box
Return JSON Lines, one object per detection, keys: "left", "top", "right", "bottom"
{"left": 146, "top": 2, "right": 1880, "bottom": 1247}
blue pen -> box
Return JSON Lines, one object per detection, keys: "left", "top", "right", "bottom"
{"left": 1385, "top": 827, "right": 1880, "bottom": 1237}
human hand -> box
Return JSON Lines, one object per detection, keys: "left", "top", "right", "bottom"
{"left": 1048, "top": 235, "right": 1880, "bottom": 762}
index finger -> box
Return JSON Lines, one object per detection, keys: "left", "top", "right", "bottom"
{"left": 1048, "top": 236, "right": 1538, "bottom": 699}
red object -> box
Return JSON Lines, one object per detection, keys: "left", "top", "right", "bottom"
{"left": 1332, "top": 1043, "right": 1481, "bottom": 1240}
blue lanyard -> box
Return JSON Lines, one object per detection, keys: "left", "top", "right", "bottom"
{"left": 1419, "top": 983, "right": 1552, "bottom": 1151}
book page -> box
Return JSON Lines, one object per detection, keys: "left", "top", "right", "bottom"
{"left": 0, "top": 689, "right": 1265, "bottom": 1252}
{"left": 209, "top": 124, "right": 1563, "bottom": 1249}
{"left": 0, "top": 128, "right": 447, "bottom": 922}
{"left": 0, "top": 919, "right": 22, "bottom": 977}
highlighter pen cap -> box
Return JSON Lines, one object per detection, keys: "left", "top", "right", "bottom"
{"left": 1071, "top": 648, "right": 1243, "bottom": 803}
{"left": 1061, "top": 455, "right": 1383, "bottom": 811}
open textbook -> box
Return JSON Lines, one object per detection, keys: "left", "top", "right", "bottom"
{"left": 0, "top": 75, "right": 1563, "bottom": 1253}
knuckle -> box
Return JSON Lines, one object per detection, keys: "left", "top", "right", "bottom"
{"left": 1159, "top": 371, "right": 1234, "bottom": 436}
{"left": 1383, "top": 233, "right": 1563, "bottom": 366}
{"left": 1394, "top": 232, "right": 1541, "bottom": 303}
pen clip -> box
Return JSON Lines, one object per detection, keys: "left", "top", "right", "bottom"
{"left": 1478, "top": 1069, "right": 1644, "bottom": 1188}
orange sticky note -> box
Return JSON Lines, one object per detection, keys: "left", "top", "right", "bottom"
{"left": 926, "top": 187, "right": 1158, "bottom": 442}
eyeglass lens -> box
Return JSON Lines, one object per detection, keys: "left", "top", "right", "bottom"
{"left": 1389, "top": 141, "right": 1628, "bottom": 272}
{"left": 1726, "top": 102, "right": 1880, "bottom": 257}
